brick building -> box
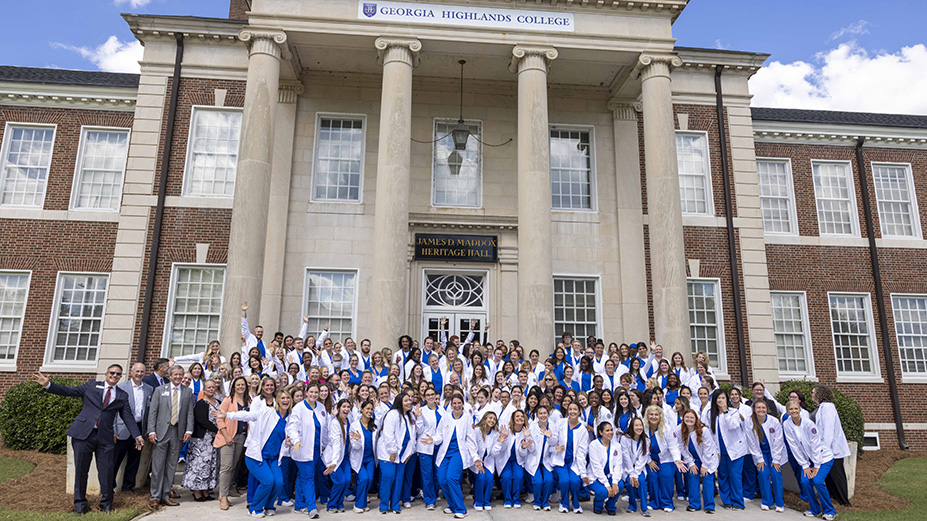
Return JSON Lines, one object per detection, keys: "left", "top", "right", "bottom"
{"left": 0, "top": 0, "right": 924, "bottom": 449}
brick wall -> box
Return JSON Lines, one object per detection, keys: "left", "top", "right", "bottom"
{"left": 229, "top": 0, "right": 250, "bottom": 20}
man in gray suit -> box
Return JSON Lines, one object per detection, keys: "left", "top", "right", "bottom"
{"left": 113, "top": 362, "right": 152, "bottom": 492}
{"left": 147, "top": 364, "right": 193, "bottom": 508}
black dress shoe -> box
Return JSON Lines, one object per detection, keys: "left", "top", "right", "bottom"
{"left": 607, "top": 511, "right": 617, "bottom": 516}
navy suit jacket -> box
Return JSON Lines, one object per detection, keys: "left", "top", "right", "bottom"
{"left": 142, "top": 373, "right": 166, "bottom": 390}
{"left": 45, "top": 381, "right": 141, "bottom": 445}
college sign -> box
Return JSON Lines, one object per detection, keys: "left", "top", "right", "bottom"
{"left": 358, "top": 1, "right": 574, "bottom": 33}
{"left": 414, "top": 234, "right": 498, "bottom": 263}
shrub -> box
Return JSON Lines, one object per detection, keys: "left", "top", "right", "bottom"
{"left": 718, "top": 381, "right": 754, "bottom": 400}
{"left": 0, "top": 377, "right": 84, "bottom": 454}
{"left": 774, "top": 379, "right": 864, "bottom": 446}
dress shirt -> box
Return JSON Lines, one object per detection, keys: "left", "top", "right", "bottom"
{"left": 131, "top": 381, "right": 145, "bottom": 422}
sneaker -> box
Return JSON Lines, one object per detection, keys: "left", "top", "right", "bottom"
{"left": 607, "top": 511, "right": 617, "bottom": 516}
{"left": 642, "top": 512, "right": 651, "bottom": 518}
{"left": 444, "top": 508, "right": 453, "bottom": 514}
{"left": 686, "top": 507, "right": 697, "bottom": 512}
{"left": 355, "top": 508, "right": 365, "bottom": 513}
{"left": 533, "top": 506, "right": 541, "bottom": 511}
{"left": 574, "top": 507, "right": 584, "bottom": 514}
{"left": 514, "top": 504, "right": 522, "bottom": 509}
{"left": 560, "top": 506, "right": 569, "bottom": 513}
{"left": 744, "top": 497, "right": 754, "bottom": 503}
{"left": 249, "top": 512, "right": 266, "bottom": 519}
{"left": 761, "top": 505, "right": 769, "bottom": 511}
{"left": 282, "top": 500, "right": 295, "bottom": 507}
{"left": 823, "top": 515, "right": 835, "bottom": 521}
{"left": 677, "top": 496, "right": 686, "bottom": 501}
{"left": 594, "top": 510, "right": 604, "bottom": 515}
{"left": 427, "top": 505, "right": 435, "bottom": 510}
{"left": 380, "top": 511, "right": 388, "bottom": 515}
{"left": 485, "top": 506, "right": 492, "bottom": 511}
{"left": 474, "top": 506, "right": 483, "bottom": 512}
{"left": 544, "top": 506, "right": 551, "bottom": 511}
{"left": 803, "top": 512, "right": 815, "bottom": 517}
{"left": 706, "top": 510, "right": 714, "bottom": 514}
{"left": 296, "top": 508, "right": 309, "bottom": 514}
{"left": 403, "top": 503, "right": 412, "bottom": 509}
{"left": 266, "top": 510, "right": 276, "bottom": 517}
{"left": 504, "top": 504, "right": 512, "bottom": 509}
{"left": 663, "top": 508, "right": 673, "bottom": 513}
{"left": 347, "top": 495, "right": 356, "bottom": 502}
{"left": 776, "top": 507, "right": 785, "bottom": 513}
{"left": 310, "top": 510, "right": 320, "bottom": 519}
{"left": 454, "top": 514, "right": 467, "bottom": 519}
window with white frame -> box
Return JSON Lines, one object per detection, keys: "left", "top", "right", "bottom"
{"left": 812, "top": 161, "right": 859, "bottom": 236}
{"left": 757, "top": 159, "right": 798, "bottom": 234}
{"left": 0, "top": 124, "right": 55, "bottom": 207}
{"left": 433, "top": 120, "right": 481, "bottom": 207}
{"left": 675, "top": 132, "right": 713, "bottom": 215}
{"left": 72, "top": 128, "right": 129, "bottom": 210}
{"left": 550, "top": 128, "right": 594, "bottom": 210}
{"left": 771, "top": 292, "right": 813, "bottom": 375}
{"left": 688, "top": 279, "right": 726, "bottom": 372}
{"left": 164, "top": 266, "right": 225, "bottom": 357}
{"left": 553, "top": 277, "right": 599, "bottom": 343}
{"left": 48, "top": 274, "right": 108, "bottom": 363}
{"left": 872, "top": 163, "right": 921, "bottom": 239}
{"left": 891, "top": 295, "right": 927, "bottom": 375}
{"left": 0, "top": 272, "right": 30, "bottom": 362}
{"left": 305, "top": 270, "right": 357, "bottom": 342}
{"left": 829, "top": 293, "right": 877, "bottom": 375}
{"left": 312, "top": 116, "right": 365, "bottom": 202}
{"left": 183, "top": 108, "right": 242, "bottom": 197}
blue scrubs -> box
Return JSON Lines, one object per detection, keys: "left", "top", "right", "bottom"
{"left": 420, "top": 409, "right": 441, "bottom": 507}
{"left": 327, "top": 428, "right": 352, "bottom": 511}
{"left": 646, "top": 432, "right": 676, "bottom": 511}
{"left": 378, "top": 419, "right": 409, "bottom": 512}
{"left": 756, "top": 433, "right": 784, "bottom": 509}
{"left": 355, "top": 423, "right": 376, "bottom": 509}
{"left": 531, "top": 429, "right": 554, "bottom": 508}
{"left": 293, "top": 406, "right": 319, "bottom": 513}
{"left": 589, "top": 441, "right": 621, "bottom": 513}
{"left": 437, "top": 420, "right": 466, "bottom": 514}
{"left": 246, "top": 414, "right": 286, "bottom": 515}
{"left": 686, "top": 438, "right": 715, "bottom": 511}
{"left": 626, "top": 439, "right": 648, "bottom": 514}
{"left": 557, "top": 423, "right": 583, "bottom": 510}
{"left": 717, "top": 424, "right": 745, "bottom": 509}
{"left": 500, "top": 440, "right": 524, "bottom": 507}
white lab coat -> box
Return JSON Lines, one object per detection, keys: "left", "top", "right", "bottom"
{"left": 702, "top": 406, "right": 750, "bottom": 461}
{"left": 323, "top": 417, "right": 349, "bottom": 468}
{"left": 377, "top": 408, "right": 416, "bottom": 464}
{"left": 745, "top": 414, "right": 788, "bottom": 466}
{"left": 225, "top": 399, "right": 286, "bottom": 463}
{"left": 347, "top": 419, "right": 378, "bottom": 473}
{"left": 678, "top": 425, "right": 720, "bottom": 474}
{"left": 414, "top": 406, "right": 442, "bottom": 456}
{"left": 285, "top": 399, "right": 323, "bottom": 463}
{"left": 587, "top": 438, "right": 624, "bottom": 486}
{"left": 550, "top": 419, "right": 589, "bottom": 479}
{"left": 432, "top": 410, "right": 478, "bottom": 469}
{"left": 620, "top": 435, "right": 650, "bottom": 478}
{"left": 814, "top": 402, "right": 851, "bottom": 459}
{"left": 525, "top": 420, "right": 557, "bottom": 473}
{"left": 492, "top": 428, "right": 531, "bottom": 475}
{"left": 783, "top": 417, "right": 833, "bottom": 469}
{"left": 470, "top": 429, "right": 499, "bottom": 474}
{"left": 646, "top": 422, "right": 682, "bottom": 464}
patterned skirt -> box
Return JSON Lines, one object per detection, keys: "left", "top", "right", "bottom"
{"left": 181, "top": 432, "right": 219, "bottom": 490}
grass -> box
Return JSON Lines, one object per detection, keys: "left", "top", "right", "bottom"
{"left": 841, "top": 457, "right": 927, "bottom": 521}
{"left": 0, "top": 455, "right": 32, "bottom": 483}
{"left": 0, "top": 509, "right": 142, "bottom": 521}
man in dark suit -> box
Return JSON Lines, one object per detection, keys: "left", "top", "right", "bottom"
{"left": 35, "top": 366, "right": 143, "bottom": 513}
{"left": 142, "top": 358, "right": 170, "bottom": 389}
{"left": 113, "top": 362, "right": 153, "bottom": 492}
{"left": 147, "top": 364, "right": 194, "bottom": 508}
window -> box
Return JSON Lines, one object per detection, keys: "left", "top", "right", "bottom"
{"left": 553, "top": 277, "right": 599, "bottom": 343}
{"left": 675, "top": 132, "right": 713, "bottom": 215}
{"left": 0, "top": 124, "right": 55, "bottom": 207}
{"left": 0, "top": 272, "right": 30, "bottom": 362}
{"left": 48, "top": 273, "right": 108, "bottom": 363}
{"left": 311, "top": 116, "right": 365, "bottom": 202}
{"left": 550, "top": 128, "right": 594, "bottom": 210}
{"left": 304, "top": 270, "right": 357, "bottom": 341}
{"left": 687, "top": 279, "right": 726, "bottom": 372}
{"left": 164, "top": 265, "right": 225, "bottom": 357}
{"left": 872, "top": 163, "right": 921, "bottom": 239}
{"left": 771, "top": 292, "right": 813, "bottom": 375}
{"left": 812, "top": 161, "right": 859, "bottom": 236}
{"left": 183, "top": 108, "right": 242, "bottom": 197}
{"left": 433, "top": 120, "right": 481, "bottom": 207}
{"left": 829, "top": 293, "right": 878, "bottom": 375}
{"left": 757, "top": 159, "right": 798, "bottom": 234}
{"left": 891, "top": 295, "right": 927, "bottom": 376}
{"left": 71, "top": 128, "right": 129, "bottom": 210}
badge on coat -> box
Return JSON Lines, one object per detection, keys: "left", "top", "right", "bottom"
{"left": 811, "top": 428, "right": 817, "bottom": 434}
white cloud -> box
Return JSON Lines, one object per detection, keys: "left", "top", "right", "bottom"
{"left": 830, "top": 20, "right": 869, "bottom": 41}
{"left": 114, "top": 0, "right": 153, "bottom": 8}
{"left": 51, "top": 36, "right": 142, "bottom": 74}
{"left": 749, "top": 42, "right": 927, "bottom": 114}
{"left": 714, "top": 39, "right": 727, "bottom": 50}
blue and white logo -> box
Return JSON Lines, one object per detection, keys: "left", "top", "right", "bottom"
{"left": 363, "top": 3, "right": 377, "bottom": 17}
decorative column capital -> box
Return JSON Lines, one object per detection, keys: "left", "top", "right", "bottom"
{"left": 509, "top": 45, "right": 558, "bottom": 74}
{"left": 631, "top": 53, "right": 683, "bottom": 80}
{"left": 278, "top": 81, "right": 304, "bottom": 104}
{"left": 607, "top": 99, "right": 642, "bottom": 120}
{"left": 239, "top": 29, "right": 287, "bottom": 59}
{"left": 375, "top": 37, "right": 422, "bottom": 68}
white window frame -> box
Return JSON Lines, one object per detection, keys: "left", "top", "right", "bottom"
{"left": 756, "top": 157, "right": 799, "bottom": 236}
{"left": 827, "top": 291, "right": 881, "bottom": 380}
{"left": 309, "top": 113, "right": 367, "bottom": 204}
{"left": 687, "top": 277, "right": 727, "bottom": 375}
{"left": 181, "top": 106, "right": 243, "bottom": 199}
{"left": 44, "top": 272, "right": 110, "bottom": 370}
{"left": 69, "top": 126, "right": 130, "bottom": 211}
{"left": 421, "top": 269, "right": 489, "bottom": 313}
{"left": 811, "top": 159, "right": 861, "bottom": 237}
{"left": 549, "top": 124, "right": 598, "bottom": 213}
{"left": 870, "top": 162, "right": 922, "bottom": 240}
{"left": 770, "top": 291, "right": 815, "bottom": 378}
{"left": 0, "top": 270, "right": 32, "bottom": 369}
{"left": 675, "top": 130, "right": 715, "bottom": 216}
{"left": 302, "top": 268, "right": 360, "bottom": 342}
{"left": 161, "top": 263, "right": 226, "bottom": 358}
{"left": 890, "top": 293, "right": 927, "bottom": 381}
{"left": 0, "top": 122, "right": 57, "bottom": 209}
{"left": 431, "top": 118, "right": 483, "bottom": 209}
{"left": 551, "top": 274, "right": 603, "bottom": 345}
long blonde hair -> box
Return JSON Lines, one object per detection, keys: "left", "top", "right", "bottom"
{"left": 644, "top": 405, "right": 666, "bottom": 440}
{"left": 476, "top": 411, "right": 498, "bottom": 440}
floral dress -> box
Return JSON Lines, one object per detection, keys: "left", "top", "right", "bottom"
{"left": 182, "top": 399, "right": 220, "bottom": 490}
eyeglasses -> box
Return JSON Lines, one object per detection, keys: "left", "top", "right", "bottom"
{"left": 108, "top": 371, "right": 122, "bottom": 376}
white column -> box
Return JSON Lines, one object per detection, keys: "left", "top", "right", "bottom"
{"left": 220, "top": 29, "right": 286, "bottom": 357}
{"left": 370, "top": 37, "right": 420, "bottom": 349}
{"left": 634, "top": 54, "right": 691, "bottom": 360}
{"left": 510, "top": 45, "right": 558, "bottom": 354}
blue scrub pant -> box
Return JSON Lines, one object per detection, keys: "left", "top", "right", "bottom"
{"left": 589, "top": 480, "right": 621, "bottom": 512}
{"left": 787, "top": 447, "right": 810, "bottom": 503}
{"left": 402, "top": 453, "right": 418, "bottom": 503}
{"left": 277, "top": 456, "right": 296, "bottom": 504}
{"left": 645, "top": 461, "right": 676, "bottom": 510}
{"left": 743, "top": 455, "right": 758, "bottom": 500}
{"left": 245, "top": 457, "right": 283, "bottom": 515}
{"left": 501, "top": 459, "right": 524, "bottom": 506}
{"left": 294, "top": 459, "right": 317, "bottom": 512}
{"left": 419, "top": 453, "right": 438, "bottom": 507}
{"left": 316, "top": 461, "right": 331, "bottom": 503}
{"left": 801, "top": 459, "right": 835, "bottom": 516}
{"left": 757, "top": 455, "right": 784, "bottom": 509}
{"left": 473, "top": 468, "right": 493, "bottom": 507}
{"left": 438, "top": 453, "right": 466, "bottom": 514}
{"left": 719, "top": 452, "right": 745, "bottom": 509}
{"left": 328, "top": 457, "right": 351, "bottom": 510}
{"left": 626, "top": 472, "right": 649, "bottom": 513}
{"left": 686, "top": 470, "right": 715, "bottom": 511}
{"left": 355, "top": 459, "right": 376, "bottom": 509}
{"left": 378, "top": 460, "right": 404, "bottom": 512}
{"left": 531, "top": 466, "right": 554, "bottom": 508}
{"left": 556, "top": 465, "right": 582, "bottom": 509}
{"left": 674, "top": 464, "right": 688, "bottom": 499}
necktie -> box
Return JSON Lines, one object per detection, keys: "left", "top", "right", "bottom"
{"left": 171, "top": 387, "right": 179, "bottom": 425}
{"left": 96, "top": 386, "right": 112, "bottom": 428}
{"left": 257, "top": 339, "right": 265, "bottom": 357}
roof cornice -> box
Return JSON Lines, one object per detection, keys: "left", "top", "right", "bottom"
{"left": 123, "top": 13, "right": 246, "bottom": 44}
{"left": 0, "top": 82, "right": 136, "bottom": 112}
{"left": 675, "top": 47, "right": 770, "bottom": 76}
{"left": 753, "top": 120, "right": 927, "bottom": 150}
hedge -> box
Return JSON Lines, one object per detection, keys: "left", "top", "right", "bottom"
{"left": 0, "top": 378, "right": 83, "bottom": 454}
{"left": 774, "top": 379, "right": 864, "bottom": 446}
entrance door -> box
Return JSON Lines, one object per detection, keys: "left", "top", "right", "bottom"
{"left": 423, "top": 313, "right": 487, "bottom": 345}
{"left": 421, "top": 271, "right": 488, "bottom": 345}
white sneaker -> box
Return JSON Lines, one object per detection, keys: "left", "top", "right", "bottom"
{"left": 544, "top": 506, "right": 551, "bottom": 511}
{"left": 347, "top": 495, "right": 356, "bottom": 502}
{"left": 514, "top": 504, "right": 522, "bottom": 509}
{"left": 454, "top": 514, "right": 467, "bottom": 519}
{"left": 355, "top": 507, "right": 365, "bottom": 513}
{"left": 559, "top": 506, "right": 569, "bottom": 513}
{"left": 444, "top": 508, "right": 453, "bottom": 514}
{"left": 761, "top": 505, "right": 769, "bottom": 511}
{"left": 309, "top": 510, "right": 320, "bottom": 519}
{"left": 776, "top": 507, "right": 785, "bottom": 513}
{"left": 663, "top": 508, "right": 673, "bottom": 513}
{"left": 823, "top": 515, "right": 834, "bottom": 521}
{"left": 266, "top": 510, "right": 276, "bottom": 517}
{"left": 533, "top": 506, "right": 541, "bottom": 511}
{"left": 249, "top": 512, "right": 266, "bottom": 519}
{"left": 504, "top": 504, "right": 512, "bottom": 509}
{"left": 744, "top": 497, "right": 754, "bottom": 503}
{"left": 474, "top": 506, "right": 483, "bottom": 512}
{"left": 427, "top": 505, "right": 435, "bottom": 511}
{"left": 404, "top": 503, "right": 412, "bottom": 509}
{"left": 281, "top": 500, "right": 294, "bottom": 507}
{"left": 574, "top": 507, "right": 583, "bottom": 514}
{"left": 803, "top": 511, "right": 815, "bottom": 517}
{"left": 484, "top": 506, "right": 492, "bottom": 511}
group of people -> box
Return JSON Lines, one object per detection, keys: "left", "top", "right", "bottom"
{"left": 39, "top": 302, "right": 852, "bottom": 520}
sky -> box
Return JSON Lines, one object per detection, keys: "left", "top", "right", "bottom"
{"left": 3, "top": 0, "right": 927, "bottom": 114}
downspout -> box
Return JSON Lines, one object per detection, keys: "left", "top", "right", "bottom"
{"left": 855, "top": 137, "right": 908, "bottom": 449}
{"left": 714, "top": 65, "right": 749, "bottom": 385}
{"left": 137, "top": 32, "right": 184, "bottom": 363}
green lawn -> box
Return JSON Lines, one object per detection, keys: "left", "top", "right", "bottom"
{"left": 841, "top": 457, "right": 927, "bottom": 521}
{"left": 0, "top": 456, "right": 32, "bottom": 483}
